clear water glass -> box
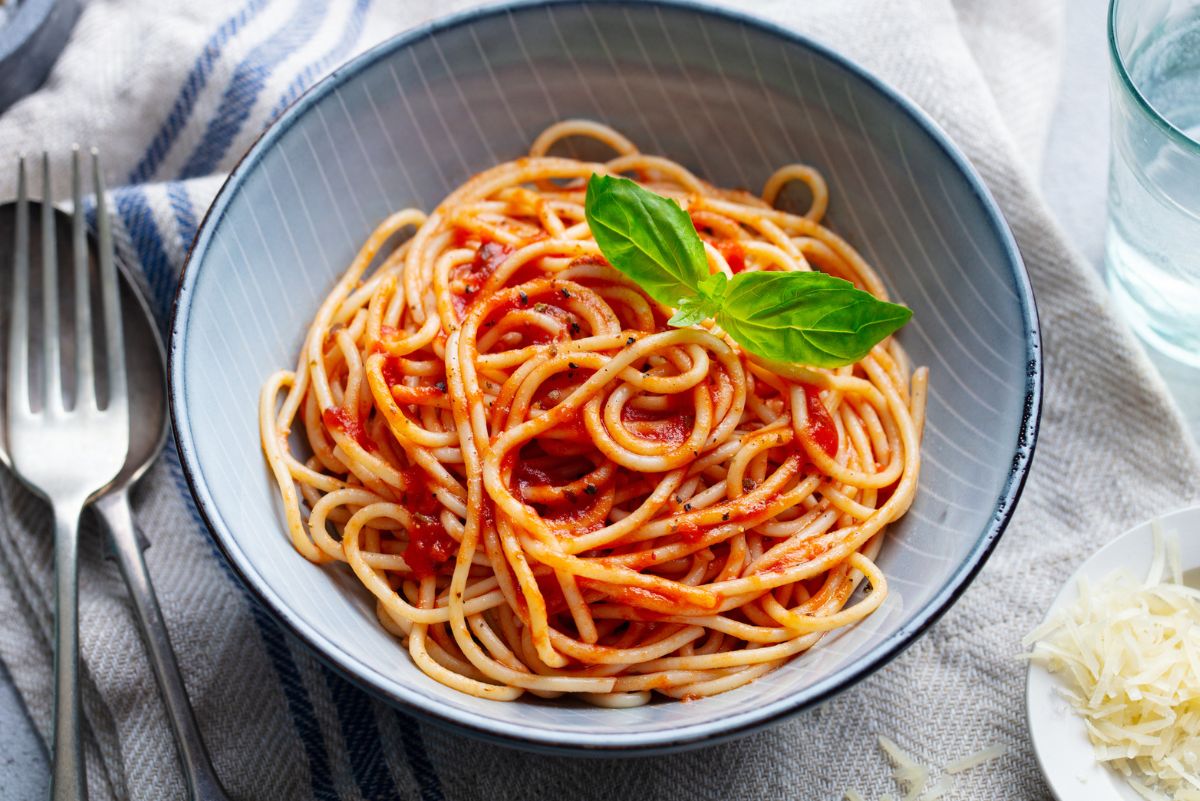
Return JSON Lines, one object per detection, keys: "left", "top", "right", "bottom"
{"left": 1107, "top": 0, "right": 1200, "bottom": 366}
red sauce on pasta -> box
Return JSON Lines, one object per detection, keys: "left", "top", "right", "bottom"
{"left": 321, "top": 407, "right": 376, "bottom": 452}
{"left": 404, "top": 514, "right": 456, "bottom": 579}
{"left": 714, "top": 239, "right": 746, "bottom": 273}
{"left": 802, "top": 383, "right": 838, "bottom": 457}
{"left": 398, "top": 465, "right": 441, "bottom": 516}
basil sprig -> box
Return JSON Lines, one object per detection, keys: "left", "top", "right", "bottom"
{"left": 584, "top": 174, "right": 912, "bottom": 368}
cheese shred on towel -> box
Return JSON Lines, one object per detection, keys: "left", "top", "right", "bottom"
{"left": 844, "top": 738, "right": 1006, "bottom": 801}
{"left": 260, "top": 120, "right": 926, "bottom": 704}
{"left": 1026, "top": 524, "right": 1200, "bottom": 799}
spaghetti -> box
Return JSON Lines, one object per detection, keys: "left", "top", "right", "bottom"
{"left": 260, "top": 120, "right": 927, "bottom": 705}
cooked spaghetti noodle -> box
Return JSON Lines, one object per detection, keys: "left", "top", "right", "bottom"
{"left": 260, "top": 120, "right": 927, "bottom": 705}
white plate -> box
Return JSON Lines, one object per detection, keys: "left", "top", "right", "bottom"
{"left": 1026, "top": 504, "right": 1200, "bottom": 800}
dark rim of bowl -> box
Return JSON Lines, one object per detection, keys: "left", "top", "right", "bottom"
{"left": 168, "top": 0, "right": 1042, "bottom": 754}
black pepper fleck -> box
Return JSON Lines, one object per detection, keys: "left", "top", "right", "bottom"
{"left": 626, "top": 336, "right": 636, "bottom": 345}
{"left": 519, "top": 291, "right": 529, "bottom": 305}
{"left": 584, "top": 484, "right": 597, "bottom": 495}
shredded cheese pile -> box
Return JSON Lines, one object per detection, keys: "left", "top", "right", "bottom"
{"left": 842, "top": 737, "right": 1006, "bottom": 800}
{"left": 1025, "top": 525, "right": 1200, "bottom": 801}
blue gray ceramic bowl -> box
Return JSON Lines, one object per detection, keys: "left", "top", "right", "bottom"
{"left": 169, "top": 0, "right": 1041, "bottom": 753}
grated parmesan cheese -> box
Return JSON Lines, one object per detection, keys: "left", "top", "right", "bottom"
{"left": 878, "top": 735, "right": 929, "bottom": 801}
{"left": 944, "top": 743, "right": 1008, "bottom": 774}
{"left": 1025, "top": 523, "right": 1200, "bottom": 800}
{"left": 843, "top": 737, "right": 1005, "bottom": 801}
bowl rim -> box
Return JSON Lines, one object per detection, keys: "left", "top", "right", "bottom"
{"left": 168, "top": 0, "right": 1043, "bottom": 754}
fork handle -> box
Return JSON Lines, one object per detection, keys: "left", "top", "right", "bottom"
{"left": 95, "top": 492, "right": 231, "bottom": 801}
{"left": 50, "top": 498, "right": 87, "bottom": 801}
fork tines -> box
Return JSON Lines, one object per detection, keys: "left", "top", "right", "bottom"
{"left": 7, "top": 149, "right": 126, "bottom": 420}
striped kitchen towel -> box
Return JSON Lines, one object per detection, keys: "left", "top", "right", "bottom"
{"left": 0, "top": 1, "right": 1197, "bottom": 800}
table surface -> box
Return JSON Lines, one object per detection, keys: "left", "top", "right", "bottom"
{"left": 1, "top": 0, "right": 1197, "bottom": 794}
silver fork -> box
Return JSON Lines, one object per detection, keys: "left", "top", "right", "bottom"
{"left": 7, "top": 150, "right": 129, "bottom": 801}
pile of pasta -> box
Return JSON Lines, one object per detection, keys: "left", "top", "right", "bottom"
{"left": 261, "top": 120, "right": 926, "bottom": 705}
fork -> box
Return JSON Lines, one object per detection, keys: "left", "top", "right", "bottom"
{"left": 7, "top": 150, "right": 129, "bottom": 801}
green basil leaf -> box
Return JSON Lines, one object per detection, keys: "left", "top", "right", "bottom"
{"left": 716, "top": 271, "right": 912, "bottom": 367}
{"left": 583, "top": 174, "right": 912, "bottom": 367}
{"left": 695, "top": 271, "right": 729, "bottom": 301}
{"left": 668, "top": 295, "right": 720, "bottom": 327}
{"left": 585, "top": 174, "right": 708, "bottom": 309}
{"left": 667, "top": 271, "right": 728, "bottom": 326}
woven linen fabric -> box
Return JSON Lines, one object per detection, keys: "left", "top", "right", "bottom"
{"left": 1, "top": 0, "right": 1198, "bottom": 799}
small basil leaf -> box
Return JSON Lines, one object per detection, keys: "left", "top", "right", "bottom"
{"left": 585, "top": 174, "right": 708, "bottom": 309}
{"left": 695, "top": 271, "right": 729, "bottom": 302}
{"left": 668, "top": 294, "right": 722, "bottom": 327}
{"left": 667, "top": 271, "right": 728, "bottom": 327}
{"left": 716, "top": 271, "right": 912, "bottom": 367}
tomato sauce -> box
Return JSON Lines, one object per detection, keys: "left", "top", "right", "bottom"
{"left": 534, "top": 572, "right": 571, "bottom": 617}
{"left": 513, "top": 457, "right": 595, "bottom": 496}
{"left": 801, "top": 384, "right": 838, "bottom": 458}
{"left": 403, "top": 514, "right": 456, "bottom": 579}
{"left": 620, "top": 405, "right": 693, "bottom": 445}
{"left": 672, "top": 490, "right": 777, "bottom": 543}
{"left": 398, "top": 465, "right": 441, "bottom": 516}
{"left": 381, "top": 356, "right": 405, "bottom": 387}
{"left": 759, "top": 538, "right": 830, "bottom": 575}
{"left": 713, "top": 239, "right": 746, "bottom": 273}
{"left": 452, "top": 241, "right": 514, "bottom": 318}
{"left": 556, "top": 410, "right": 590, "bottom": 441}
{"left": 464, "top": 241, "right": 512, "bottom": 285}
{"left": 540, "top": 502, "right": 605, "bottom": 534}
{"left": 322, "top": 407, "right": 376, "bottom": 452}
{"left": 588, "top": 580, "right": 704, "bottom": 611}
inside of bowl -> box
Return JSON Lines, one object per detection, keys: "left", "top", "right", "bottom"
{"left": 176, "top": 1, "right": 1033, "bottom": 747}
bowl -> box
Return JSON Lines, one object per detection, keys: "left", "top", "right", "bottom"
{"left": 169, "top": 0, "right": 1041, "bottom": 753}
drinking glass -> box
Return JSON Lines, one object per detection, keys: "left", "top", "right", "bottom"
{"left": 1106, "top": 0, "right": 1200, "bottom": 366}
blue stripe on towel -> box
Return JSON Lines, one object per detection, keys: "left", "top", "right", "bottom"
{"left": 394, "top": 710, "right": 444, "bottom": 801}
{"left": 323, "top": 666, "right": 404, "bottom": 801}
{"left": 166, "top": 182, "right": 200, "bottom": 249}
{"left": 114, "top": 187, "right": 339, "bottom": 799}
{"left": 169, "top": 448, "right": 340, "bottom": 801}
{"left": 177, "top": 0, "right": 329, "bottom": 180}
{"left": 113, "top": 187, "right": 176, "bottom": 323}
{"left": 247, "top": 602, "right": 340, "bottom": 801}
{"left": 268, "top": 0, "right": 372, "bottom": 122}
{"left": 128, "top": 0, "right": 274, "bottom": 185}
